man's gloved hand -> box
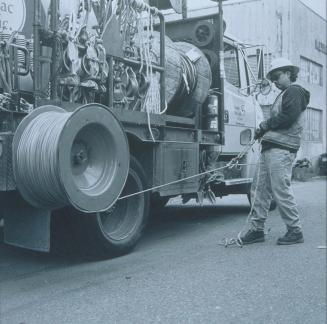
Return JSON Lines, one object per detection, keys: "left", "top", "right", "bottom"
{"left": 254, "top": 121, "right": 269, "bottom": 140}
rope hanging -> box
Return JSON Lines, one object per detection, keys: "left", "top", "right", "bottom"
{"left": 134, "top": 5, "right": 160, "bottom": 114}
{"left": 118, "top": 0, "right": 161, "bottom": 140}
{"left": 133, "top": 3, "right": 160, "bottom": 140}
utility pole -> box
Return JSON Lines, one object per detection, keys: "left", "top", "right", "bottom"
{"left": 218, "top": 0, "right": 225, "bottom": 144}
{"left": 182, "top": 0, "right": 187, "bottom": 19}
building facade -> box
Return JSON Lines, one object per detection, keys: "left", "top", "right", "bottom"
{"left": 165, "top": 0, "right": 327, "bottom": 168}
{"left": 222, "top": 0, "right": 326, "bottom": 167}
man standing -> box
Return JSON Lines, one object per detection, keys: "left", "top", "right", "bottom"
{"left": 240, "top": 58, "right": 310, "bottom": 245}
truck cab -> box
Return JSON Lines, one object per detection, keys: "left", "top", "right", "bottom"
{"left": 163, "top": 14, "right": 264, "bottom": 185}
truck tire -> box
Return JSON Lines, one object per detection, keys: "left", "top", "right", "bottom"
{"left": 73, "top": 156, "right": 150, "bottom": 257}
{"left": 247, "top": 194, "right": 277, "bottom": 211}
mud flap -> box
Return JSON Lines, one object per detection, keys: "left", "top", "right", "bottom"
{"left": 3, "top": 204, "right": 51, "bottom": 252}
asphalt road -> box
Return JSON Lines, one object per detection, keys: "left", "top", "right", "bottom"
{"left": 0, "top": 178, "right": 326, "bottom": 324}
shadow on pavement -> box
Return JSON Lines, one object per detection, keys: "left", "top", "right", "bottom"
{"left": 0, "top": 202, "right": 250, "bottom": 264}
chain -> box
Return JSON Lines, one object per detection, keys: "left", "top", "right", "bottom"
{"left": 226, "top": 138, "right": 256, "bottom": 169}
{"left": 206, "top": 138, "right": 257, "bottom": 184}
{"left": 118, "top": 139, "right": 257, "bottom": 201}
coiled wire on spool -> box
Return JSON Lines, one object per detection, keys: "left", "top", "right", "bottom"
{"left": 13, "top": 104, "right": 130, "bottom": 212}
{"left": 15, "top": 108, "right": 70, "bottom": 209}
{"left": 176, "top": 54, "right": 198, "bottom": 97}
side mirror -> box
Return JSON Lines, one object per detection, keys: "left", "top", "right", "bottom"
{"left": 240, "top": 128, "right": 252, "bottom": 145}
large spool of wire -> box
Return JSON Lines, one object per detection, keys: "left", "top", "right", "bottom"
{"left": 171, "top": 41, "right": 212, "bottom": 117}
{"left": 152, "top": 32, "right": 183, "bottom": 105}
{"left": 152, "top": 34, "right": 211, "bottom": 117}
{"left": 13, "top": 104, "right": 129, "bottom": 212}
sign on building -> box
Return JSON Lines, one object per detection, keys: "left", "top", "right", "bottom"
{"left": 315, "top": 40, "right": 327, "bottom": 55}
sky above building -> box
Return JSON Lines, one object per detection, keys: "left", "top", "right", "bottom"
{"left": 187, "top": 0, "right": 326, "bottom": 19}
{"left": 42, "top": 0, "right": 326, "bottom": 20}
{"left": 299, "top": 0, "right": 326, "bottom": 19}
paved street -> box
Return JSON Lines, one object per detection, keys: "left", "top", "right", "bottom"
{"left": 0, "top": 178, "right": 326, "bottom": 324}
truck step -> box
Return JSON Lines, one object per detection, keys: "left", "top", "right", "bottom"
{"left": 221, "top": 178, "right": 253, "bottom": 186}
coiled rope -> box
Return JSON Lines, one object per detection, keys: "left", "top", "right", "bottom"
{"left": 15, "top": 111, "right": 70, "bottom": 209}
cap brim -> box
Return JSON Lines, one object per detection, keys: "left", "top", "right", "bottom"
{"left": 266, "top": 65, "right": 299, "bottom": 81}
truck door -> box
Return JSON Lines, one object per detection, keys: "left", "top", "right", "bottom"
{"left": 238, "top": 45, "right": 264, "bottom": 179}
{"left": 222, "top": 40, "right": 257, "bottom": 154}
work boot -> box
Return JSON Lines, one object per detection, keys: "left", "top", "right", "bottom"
{"left": 239, "top": 229, "right": 265, "bottom": 245}
{"left": 277, "top": 230, "right": 304, "bottom": 245}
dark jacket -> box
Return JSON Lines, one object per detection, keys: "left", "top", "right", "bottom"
{"left": 261, "top": 84, "right": 310, "bottom": 152}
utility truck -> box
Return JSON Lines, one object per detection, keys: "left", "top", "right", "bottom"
{"left": 0, "top": 0, "right": 269, "bottom": 256}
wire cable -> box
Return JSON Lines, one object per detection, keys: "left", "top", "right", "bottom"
{"left": 118, "top": 140, "right": 258, "bottom": 201}
{"left": 15, "top": 111, "right": 70, "bottom": 209}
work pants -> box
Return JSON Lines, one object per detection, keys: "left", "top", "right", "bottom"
{"left": 249, "top": 148, "right": 302, "bottom": 232}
